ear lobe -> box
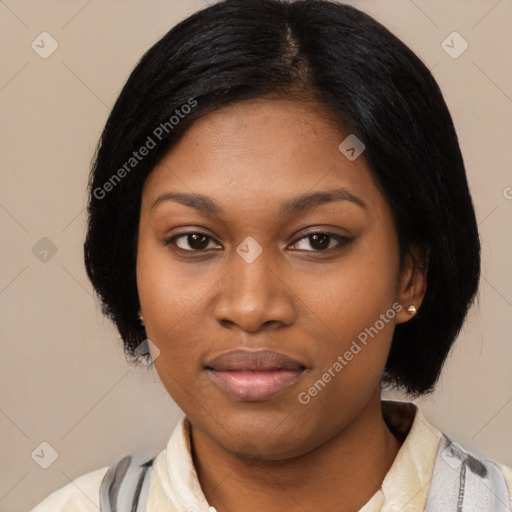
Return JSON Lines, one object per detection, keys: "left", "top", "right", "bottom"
{"left": 395, "top": 244, "right": 429, "bottom": 324}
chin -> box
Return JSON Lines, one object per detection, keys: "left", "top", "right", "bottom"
{"left": 207, "top": 408, "right": 318, "bottom": 461}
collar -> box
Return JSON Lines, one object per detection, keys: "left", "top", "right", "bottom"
{"left": 148, "top": 400, "right": 442, "bottom": 512}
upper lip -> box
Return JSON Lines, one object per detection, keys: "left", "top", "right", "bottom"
{"left": 205, "top": 349, "right": 306, "bottom": 372}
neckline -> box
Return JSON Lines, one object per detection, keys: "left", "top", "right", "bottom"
{"left": 171, "top": 399, "right": 438, "bottom": 511}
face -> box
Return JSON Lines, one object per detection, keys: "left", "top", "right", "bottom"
{"left": 136, "top": 98, "right": 422, "bottom": 461}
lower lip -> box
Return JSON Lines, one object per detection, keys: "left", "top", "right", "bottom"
{"left": 207, "top": 369, "right": 304, "bottom": 401}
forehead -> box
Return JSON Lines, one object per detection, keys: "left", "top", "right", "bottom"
{"left": 142, "top": 98, "right": 383, "bottom": 216}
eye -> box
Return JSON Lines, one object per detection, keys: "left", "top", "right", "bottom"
{"left": 164, "top": 231, "right": 353, "bottom": 254}
{"left": 164, "top": 232, "right": 221, "bottom": 252}
{"left": 289, "top": 232, "right": 353, "bottom": 252}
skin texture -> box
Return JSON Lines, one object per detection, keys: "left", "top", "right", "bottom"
{"left": 136, "top": 98, "right": 427, "bottom": 512}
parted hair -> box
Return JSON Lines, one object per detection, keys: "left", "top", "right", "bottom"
{"left": 84, "top": 0, "right": 481, "bottom": 396}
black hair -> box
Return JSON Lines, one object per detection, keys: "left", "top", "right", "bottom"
{"left": 84, "top": 0, "right": 480, "bottom": 396}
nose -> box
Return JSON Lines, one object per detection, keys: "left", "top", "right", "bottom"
{"left": 213, "top": 245, "right": 296, "bottom": 333}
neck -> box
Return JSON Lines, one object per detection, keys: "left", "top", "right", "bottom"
{"left": 190, "top": 393, "right": 404, "bottom": 512}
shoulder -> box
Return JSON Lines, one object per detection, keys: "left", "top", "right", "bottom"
{"left": 426, "top": 433, "right": 512, "bottom": 511}
{"left": 383, "top": 401, "right": 512, "bottom": 510}
{"left": 495, "top": 461, "right": 512, "bottom": 510}
{"left": 30, "top": 466, "right": 109, "bottom": 512}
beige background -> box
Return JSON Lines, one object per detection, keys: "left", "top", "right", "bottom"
{"left": 0, "top": 0, "right": 511, "bottom": 510}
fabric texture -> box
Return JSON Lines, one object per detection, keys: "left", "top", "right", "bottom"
{"left": 30, "top": 400, "right": 512, "bottom": 512}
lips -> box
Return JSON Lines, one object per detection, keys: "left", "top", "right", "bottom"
{"left": 205, "top": 349, "right": 306, "bottom": 401}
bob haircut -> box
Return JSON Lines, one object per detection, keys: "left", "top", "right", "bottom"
{"left": 84, "top": 0, "right": 480, "bottom": 396}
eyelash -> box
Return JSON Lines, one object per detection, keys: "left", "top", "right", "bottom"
{"left": 163, "top": 231, "right": 354, "bottom": 255}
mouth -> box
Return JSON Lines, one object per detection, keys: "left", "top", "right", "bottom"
{"left": 204, "top": 348, "right": 307, "bottom": 401}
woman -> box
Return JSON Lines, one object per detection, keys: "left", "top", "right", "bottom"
{"left": 31, "top": 0, "right": 512, "bottom": 510}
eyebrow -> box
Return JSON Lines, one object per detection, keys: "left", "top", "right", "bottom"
{"left": 150, "top": 187, "right": 367, "bottom": 216}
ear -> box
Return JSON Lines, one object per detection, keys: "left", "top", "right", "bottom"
{"left": 395, "top": 244, "right": 429, "bottom": 325}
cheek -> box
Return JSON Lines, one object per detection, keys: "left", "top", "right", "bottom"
{"left": 291, "top": 225, "right": 400, "bottom": 385}
{"left": 136, "top": 237, "right": 205, "bottom": 367}
{"left": 298, "top": 227, "right": 399, "bottom": 334}
{"left": 137, "top": 233, "right": 210, "bottom": 330}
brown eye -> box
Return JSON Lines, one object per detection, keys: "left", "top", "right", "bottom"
{"left": 309, "top": 233, "right": 330, "bottom": 250}
{"left": 165, "top": 232, "right": 219, "bottom": 251}
{"left": 290, "top": 232, "right": 353, "bottom": 252}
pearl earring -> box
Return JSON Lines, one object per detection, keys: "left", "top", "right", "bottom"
{"left": 407, "top": 305, "right": 417, "bottom": 314}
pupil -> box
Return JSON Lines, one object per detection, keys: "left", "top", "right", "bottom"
{"left": 190, "top": 234, "right": 208, "bottom": 250}
{"left": 311, "top": 234, "right": 329, "bottom": 250}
